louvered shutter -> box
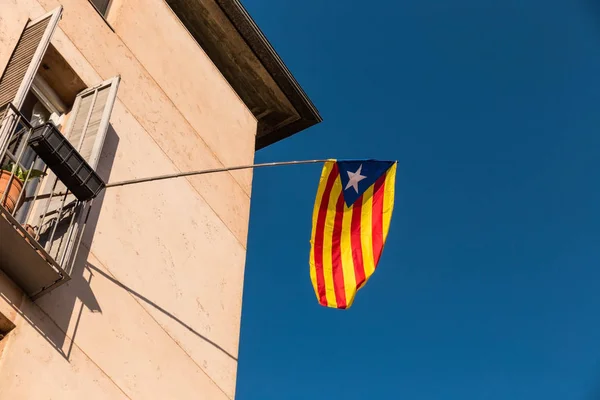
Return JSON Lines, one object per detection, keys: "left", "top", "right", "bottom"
{"left": 64, "top": 76, "right": 120, "bottom": 168}
{"left": 0, "top": 7, "right": 62, "bottom": 153}
{"left": 0, "top": 7, "right": 62, "bottom": 112}
{"left": 37, "top": 77, "right": 120, "bottom": 271}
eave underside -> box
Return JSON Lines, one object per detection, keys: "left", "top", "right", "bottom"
{"left": 163, "top": 0, "right": 322, "bottom": 149}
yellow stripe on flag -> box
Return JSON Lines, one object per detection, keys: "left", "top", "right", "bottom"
{"left": 340, "top": 201, "right": 357, "bottom": 307}
{"left": 322, "top": 172, "right": 343, "bottom": 308}
{"left": 382, "top": 163, "right": 397, "bottom": 241}
{"left": 309, "top": 161, "right": 335, "bottom": 298}
{"left": 360, "top": 185, "right": 375, "bottom": 284}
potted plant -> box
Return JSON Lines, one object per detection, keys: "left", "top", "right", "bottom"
{"left": 0, "top": 163, "right": 46, "bottom": 213}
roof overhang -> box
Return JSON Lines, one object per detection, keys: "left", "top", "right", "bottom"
{"left": 164, "top": 0, "right": 322, "bottom": 150}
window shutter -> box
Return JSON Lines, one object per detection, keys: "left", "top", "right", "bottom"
{"left": 36, "top": 77, "right": 120, "bottom": 271}
{"left": 0, "top": 7, "right": 62, "bottom": 153}
{"left": 0, "top": 7, "right": 62, "bottom": 112}
{"left": 64, "top": 76, "right": 120, "bottom": 169}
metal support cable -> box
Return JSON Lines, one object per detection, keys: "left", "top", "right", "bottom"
{"left": 104, "top": 159, "right": 329, "bottom": 189}
{"left": 28, "top": 159, "right": 330, "bottom": 200}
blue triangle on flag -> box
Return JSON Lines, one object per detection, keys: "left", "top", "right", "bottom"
{"left": 337, "top": 160, "right": 394, "bottom": 207}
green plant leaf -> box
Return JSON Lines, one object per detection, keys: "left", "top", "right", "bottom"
{"left": 1, "top": 163, "right": 46, "bottom": 182}
{"left": 25, "top": 169, "right": 47, "bottom": 181}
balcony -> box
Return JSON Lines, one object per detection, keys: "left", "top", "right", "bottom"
{"left": 0, "top": 104, "right": 94, "bottom": 299}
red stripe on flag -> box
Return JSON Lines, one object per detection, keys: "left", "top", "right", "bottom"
{"left": 372, "top": 173, "right": 386, "bottom": 266}
{"left": 331, "top": 193, "right": 347, "bottom": 309}
{"left": 313, "top": 164, "right": 340, "bottom": 306}
{"left": 350, "top": 194, "right": 366, "bottom": 288}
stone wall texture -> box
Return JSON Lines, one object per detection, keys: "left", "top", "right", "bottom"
{"left": 0, "top": 0, "right": 257, "bottom": 398}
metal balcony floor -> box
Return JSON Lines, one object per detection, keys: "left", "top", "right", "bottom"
{"left": 0, "top": 205, "right": 69, "bottom": 299}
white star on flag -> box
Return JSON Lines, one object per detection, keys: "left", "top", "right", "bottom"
{"left": 345, "top": 164, "right": 367, "bottom": 193}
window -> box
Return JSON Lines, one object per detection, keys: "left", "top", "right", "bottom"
{"left": 0, "top": 6, "right": 120, "bottom": 287}
{"left": 0, "top": 6, "right": 120, "bottom": 174}
{"left": 12, "top": 84, "right": 62, "bottom": 224}
{"left": 0, "top": 311, "right": 16, "bottom": 342}
{"left": 89, "top": 0, "right": 112, "bottom": 16}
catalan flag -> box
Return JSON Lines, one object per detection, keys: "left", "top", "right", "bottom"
{"left": 309, "top": 160, "right": 397, "bottom": 309}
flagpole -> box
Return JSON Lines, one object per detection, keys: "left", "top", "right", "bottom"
{"left": 104, "top": 159, "right": 329, "bottom": 189}
{"left": 25, "top": 159, "right": 329, "bottom": 201}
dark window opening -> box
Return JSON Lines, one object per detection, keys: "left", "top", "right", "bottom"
{"left": 0, "top": 311, "right": 16, "bottom": 341}
{"left": 89, "top": 0, "right": 112, "bottom": 16}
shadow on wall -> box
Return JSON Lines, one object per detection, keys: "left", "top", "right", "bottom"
{"left": 0, "top": 124, "right": 238, "bottom": 363}
{"left": 0, "top": 124, "right": 119, "bottom": 360}
{"left": 85, "top": 263, "right": 237, "bottom": 362}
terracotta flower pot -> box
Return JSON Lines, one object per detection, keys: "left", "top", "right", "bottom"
{"left": 0, "top": 170, "right": 24, "bottom": 213}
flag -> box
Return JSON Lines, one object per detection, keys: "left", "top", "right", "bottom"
{"left": 309, "top": 159, "right": 397, "bottom": 309}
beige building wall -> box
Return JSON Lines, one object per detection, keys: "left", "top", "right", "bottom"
{"left": 0, "top": 0, "right": 257, "bottom": 398}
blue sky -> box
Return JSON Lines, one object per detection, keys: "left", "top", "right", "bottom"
{"left": 236, "top": 1, "right": 600, "bottom": 399}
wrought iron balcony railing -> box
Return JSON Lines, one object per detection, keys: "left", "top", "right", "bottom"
{"left": 0, "top": 104, "right": 94, "bottom": 299}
